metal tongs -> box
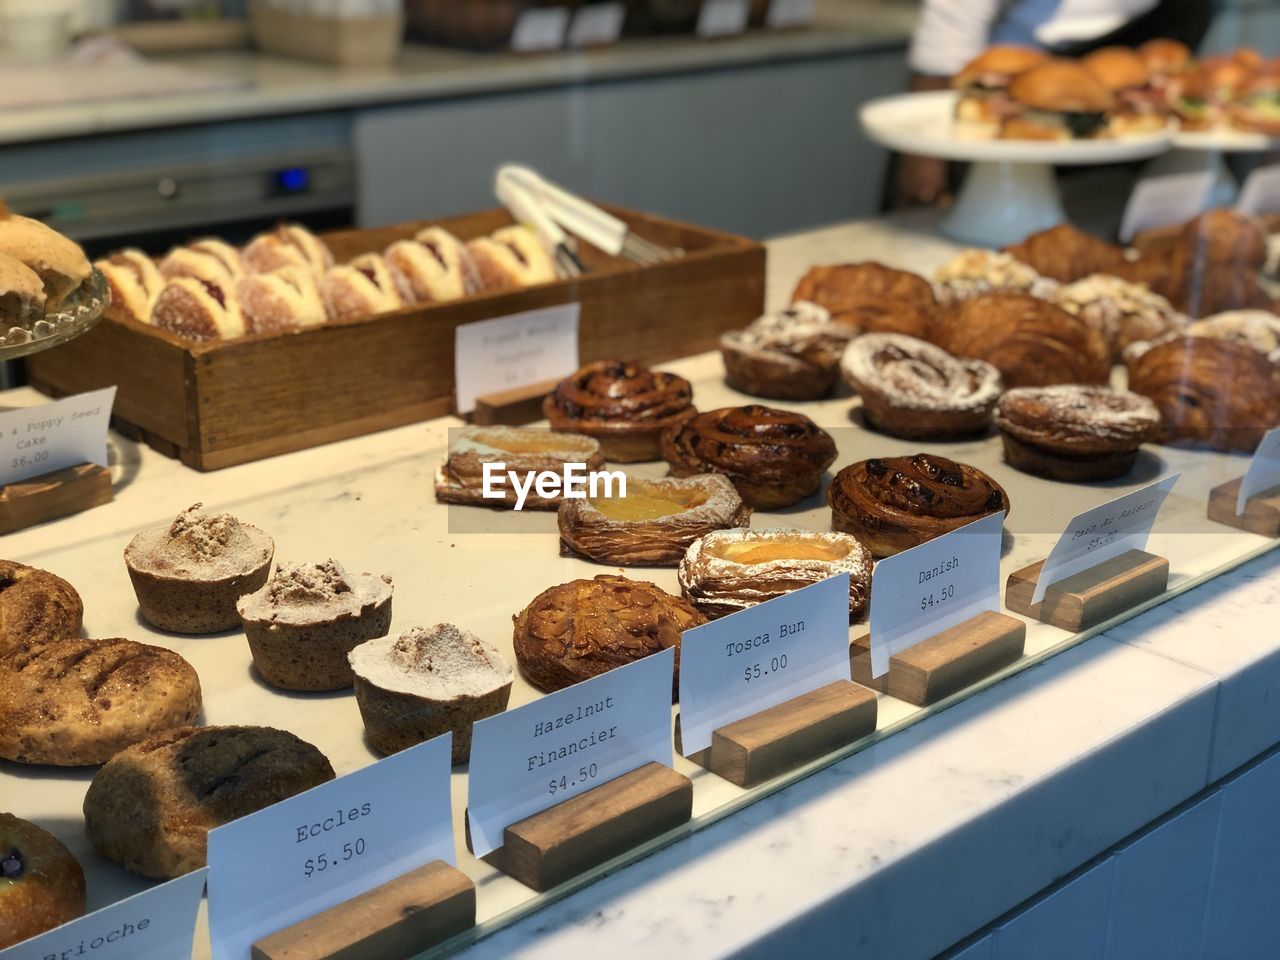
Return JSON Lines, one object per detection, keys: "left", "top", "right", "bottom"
{"left": 495, "top": 165, "right": 681, "bottom": 278}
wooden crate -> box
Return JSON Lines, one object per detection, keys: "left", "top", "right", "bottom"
{"left": 27, "top": 206, "right": 765, "bottom": 471}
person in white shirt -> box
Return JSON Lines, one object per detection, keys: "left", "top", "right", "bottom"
{"left": 892, "top": 0, "right": 1211, "bottom": 207}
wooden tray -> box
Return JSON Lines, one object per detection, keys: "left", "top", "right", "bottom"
{"left": 27, "top": 206, "right": 765, "bottom": 471}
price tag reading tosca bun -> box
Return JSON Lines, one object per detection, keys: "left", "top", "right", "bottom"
{"left": 207, "top": 735, "right": 454, "bottom": 960}
{"left": 867, "top": 511, "right": 1005, "bottom": 678}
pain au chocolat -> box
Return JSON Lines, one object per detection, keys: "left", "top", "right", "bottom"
{"left": 434, "top": 425, "right": 605, "bottom": 510}
{"left": 558, "top": 473, "right": 751, "bottom": 566}
{"left": 679, "top": 527, "right": 873, "bottom": 620}
{"left": 829, "top": 454, "right": 1010, "bottom": 558}
{"left": 661, "top": 405, "right": 838, "bottom": 510}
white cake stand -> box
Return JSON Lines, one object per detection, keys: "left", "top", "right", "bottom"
{"left": 0, "top": 269, "right": 108, "bottom": 362}
{"left": 860, "top": 90, "right": 1177, "bottom": 246}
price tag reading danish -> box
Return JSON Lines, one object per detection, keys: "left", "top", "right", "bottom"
{"left": 678, "top": 574, "right": 851, "bottom": 755}
{"left": 467, "top": 648, "right": 675, "bottom": 859}
{"left": 1031, "top": 474, "right": 1180, "bottom": 605}
{"left": 0, "top": 386, "right": 115, "bottom": 487}
{"left": 1237, "top": 427, "right": 1280, "bottom": 515}
{"left": 453, "top": 303, "right": 579, "bottom": 414}
{"left": 0, "top": 868, "right": 206, "bottom": 960}
{"left": 206, "top": 734, "right": 454, "bottom": 960}
{"left": 867, "top": 512, "right": 1004, "bottom": 678}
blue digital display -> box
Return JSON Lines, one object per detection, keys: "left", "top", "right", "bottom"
{"left": 275, "top": 167, "right": 310, "bottom": 193}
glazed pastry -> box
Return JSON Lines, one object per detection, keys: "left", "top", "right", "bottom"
{"left": 543, "top": 360, "right": 697, "bottom": 463}
{"left": 829, "top": 454, "right": 1010, "bottom": 558}
{"left": 558, "top": 473, "right": 751, "bottom": 566}
{"left": 1126, "top": 336, "right": 1280, "bottom": 452}
{"left": 995, "top": 386, "right": 1160, "bottom": 481}
{"left": 678, "top": 527, "right": 873, "bottom": 620}
{"left": 934, "top": 293, "right": 1111, "bottom": 388}
{"left": 243, "top": 223, "right": 334, "bottom": 276}
{"left": 719, "top": 301, "right": 859, "bottom": 400}
{"left": 512, "top": 575, "right": 704, "bottom": 696}
{"left": 319, "top": 253, "right": 407, "bottom": 321}
{"left": 661, "top": 405, "right": 838, "bottom": 510}
{"left": 790, "top": 262, "right": 936, "bottom": 337}
{"left": 0, "top": 212, "right": 92, "bottom": 307}
{"left": 151, "top": 276, "right": 246, "bottom": 341}
{"left": 349, "top": 623, "right": 514, "bottom": 762}
{"left": 236, "top": 266, "right": 327, "bottom": 335}
{"left": 96, "top": 249, "right": 165, "bottom": 325}
{"left": 0, "top": 639, "right": 202, "bottom": 766}
{"left": 84, "top": 725, "right": 334, "bottom": 879}
{"left": 384, "top": 227, "right": 479, "bottom": 303}
{"left": 124, "top": 503, "right": 274, "bottom": 634}
{"left": 0, "top": 813, "right": 85, "bottom": 949}
{"left": 468, "top": 226, "right": 557, "bottom": 291}
{"left": 932, "top": 248, "right": 1059, "bottom": 306}
{"left": 237, "top": 560, "right": 394, "bottom": 692}
{"left": 0, "top": 252, "right": 46, "bottom": 329}
{"left": 1053, "top": 273, "right": 1187, "bottom": 361}
{"left": 1002, "top": 223, "right": 1129, "bottom": 282}
{"left": 0, "top": 560, "right": 82, "bottom": 657}
{"left": 434, "top": 425, "right": 605, "bottom": 510}
{"left": 159, "top": 243, "right": 242, "bottom": 287}
{"left": 840, "top": 333, "right": 1002, "bottom": 439}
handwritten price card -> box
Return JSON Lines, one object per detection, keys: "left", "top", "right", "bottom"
{"left": 1031, "top": 475, "right": 1179, "bottom": 605}
{"left": 867, "top": 512, "right": 1004, "bottom": 678}
{"left": 678, "top": 574, "right": 851, "bottom": 755}
{"left": 453, "top": 303, "right": 579, "bottom": 414}
{"left": 1237, "top": 427, "right": 1280, "bottom": 515}
{"left": 207, "top": 735, "right": 454, "bottom": 960}
{"left": 467, "top": 648, "right": 674, "bottom": 859}
{"left": 0, "top": 387, "right": 115, "bottom": 487}
{"left": 1, "top": 868, "right": 206, "bottom": 960}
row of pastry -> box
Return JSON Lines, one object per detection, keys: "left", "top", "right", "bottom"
{"left": 97, "top": 221, "right": 557, "bottom": 342}
{"left": 0, "top": 207, "right": 92, "bottom": 330}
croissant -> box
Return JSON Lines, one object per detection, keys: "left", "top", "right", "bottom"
{"left": 790, "top": 262, "right": 936, "bottom": 338}
{"left": 1002, "top": 224, "right": 1129, "bottom": 282}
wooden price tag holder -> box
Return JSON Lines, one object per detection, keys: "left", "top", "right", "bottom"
{"left": 678, "top": 679, "right": 878, "bottom": 788}
{"left": 1005, "top": 549, "right": 1169, "bottom": 632}
{"left": 470, "top": 378, "right": 560, "bottom": 426}
{"left": 0, "top": 463, "right": 112, "bottom": 535}
{"left": 250, "top": 860, "right": 475, "bottom": 960}
{"left": 1207, "top": 478, "right": 1280, "bottom": 538}
{"left": 849, "top": 610, "right": 1026, "bottom": 707}
{"left": 466, "top": 762, "right": 692, "bottom": 892}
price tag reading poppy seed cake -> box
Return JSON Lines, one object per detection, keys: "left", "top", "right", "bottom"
{"left": 207, "top": 734, "right": 454, "bottom": 960}
{"left": 0, "top": 386, "right": 115, "bottom": 487}
{"left": 867, "top": 511, "right": 1004, "bottom": 678}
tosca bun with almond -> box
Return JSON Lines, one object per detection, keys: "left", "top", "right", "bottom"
{"left": 1004, "top": 60, "right": 1115, "bottom": 140}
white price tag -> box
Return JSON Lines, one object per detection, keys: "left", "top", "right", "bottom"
{"left": 467, "top": 648, "right": 674, "bottom": 858}
{"left": 1238, "top": 427, "right": 1280, "bottom": 515}
{"left": 0, "top": 386, "right": 115, "bottom": 486}
{"left": 207, "top": 735, "right": 455, "bottom": 960}
{"left": 1120, "top": 171, "right": 1214, "bottom": 242}
{"left": 678, "top": 574, "right": 851, "bottom": 755}
{"left": 1032, "top": 475, "right": 1180, "bottom": 605}
{"left": 453, "top": 303, "right": 579, "bottom": 414}
{"left": 1, "top": 868, "right": 206, "bottom": 960}
{"left": 867, "top": 511, "right": 1004, "bottom": 678}
{"left": 568, "top": 2, "right": 625, "bottom": 47}
{"left": 511, "top": 7, "right": 570, "bottom": 52}
{"left": 766, "top": 0, "right": 814, "bottom": 28}
{"left": 1238, "top": 164, "right": 1280, "bottom": 216}
{"left": 697, "top": 0, "right": 749, "bottom": 38}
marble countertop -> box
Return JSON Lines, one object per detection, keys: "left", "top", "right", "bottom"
{"left": 0, "top": 1, "right": 913, "bottom": 146}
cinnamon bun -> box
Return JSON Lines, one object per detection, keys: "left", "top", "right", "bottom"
{"left": 790, "top": 262, "right": 936, "bottom": 338}
{"left": 719, "top": 301, "right": 858, "bottom": 400}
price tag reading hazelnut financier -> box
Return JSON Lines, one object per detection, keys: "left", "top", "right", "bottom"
{"left": 206, "top": 734, "right": 455, "bottom": 960}
{"left": 867, "top": 512, "right": 1005, "bottom": 679}
{"left": 678, "top": 574, "right": 852, "bottom": 756}
{"left": 0, "top": 386, "right": 115, "bottom": 487}
{"left": 2, "top": 867, "right": 205, "bottom": 960}
{"left": 467, "top": 647, "right": 675, "bottom": 859}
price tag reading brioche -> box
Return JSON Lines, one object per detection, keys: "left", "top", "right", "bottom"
{"left": 206, "top": 734, "right": 454, "bottom": 960}
{"left": 453, "top": 303, "right": 579, "bottom": 415}
{"left": 867, "top": 511, "right": 1004, "bottom": 678}
{"left": 1237, "top": 427, "right": 1280, "bottom": 515}
{"left": 678, "top": 574, "right": 851, "bottom": 755}
{"left": 4, "top": 868, "right": 205, "bottom": 960}
{"left": 466, "top": 648, "right": 674, "bottom": 859}
{"left": 0, "top": 386, "right": 115, "bottom": 487}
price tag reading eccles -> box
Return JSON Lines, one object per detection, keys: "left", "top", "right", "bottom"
{"left": 0, "top": 867, "right": 205, "bottom": 960}
{"left": 206, "top": 734, "right": 455, "bottom": 960}
{"left": 467, "top": 647, "right": 675, "bottom": 859}
{"left": 1237, "top": 427, "right": 1280, "bottom": 515}
{"left": 453, "top": 302, "right": 579, "bottom": 415}
{"left": 0, "top": 386, "right": 115, "bottom": 487}
{"left": 1031, "top": 474, "right": 1180, "bottom": 605}
{"left": 678, "top": 573, "right": 851, "bottom": 755}
{"left": 868, "top": 511, "right": 1004, "bottom": 679}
